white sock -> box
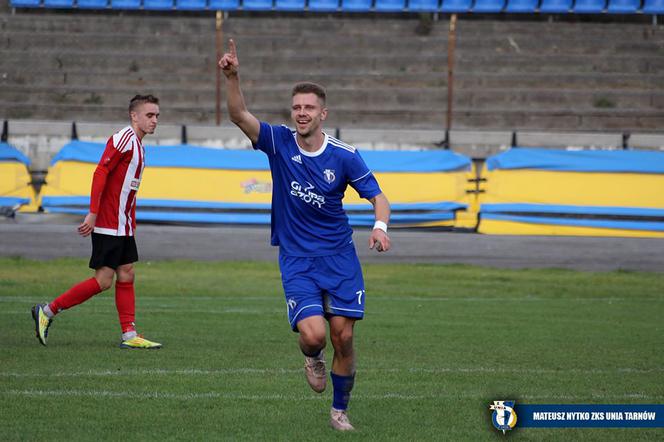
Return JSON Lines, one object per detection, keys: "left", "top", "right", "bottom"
{"left": 43, "top": 305, "right": 54, "bottom": 318}
{"left": 122, "top": 330, "right": 137, "bottom": 341}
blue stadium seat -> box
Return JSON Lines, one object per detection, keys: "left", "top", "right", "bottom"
{"left": 144, "top": 0, "right": 173, "bottom": 7}
{"left": 78, "top": 0, "right": 108, "bottom": 7}
{"left": 504, "top": 0, "right": 538, "bottom": 11}
{"left": 209, "top": 0, "right": 239, "bottom": 8}
{"left": 243, "top": 0, "right": 272, "bottom": 8}
{"left": 440, "top": 0, "right": 472, "bottom": 12}
{"left": 539, "top": 0, "right": 571, "bottom": 11}
{"left": 111, "top": 0, "right": 141, "bottom": 7}
{"left": 340, "top": 0, "right": 372, "bottom": 11}
{"left": 44, "top": 0, "right": 73, "bottom": 6}
{"left": 472, "top": 0, "right": 504, "bottom": 11}
{"left": 643, "top": 0, "right": 664, "bottom": 12}
{"left": 374, "top": 0, "right": 405, "bottom": 10}
{"left": 275, "top": 0, "right": 303, "bottom": 9}
{"left": 10, "top": 0, "right": 42, "bottom": 6}
{"left": 308, "top": 0, "right": 338, "bottom": 9}
{"left": 176, "top": 0, "right": 207, "bottom": 8}
{"left": 407, "top": 0, "right": 439, "bottom": 10}
{"left": 573, "top": 0, "right": 606, "bottom": 12}
{"left": 606, "top": 0, "right": 640, "bottom": 12}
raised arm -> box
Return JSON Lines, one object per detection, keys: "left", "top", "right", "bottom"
{"left": 368, "top": 192, "right": 391, "bottom": 252}
{"left": 218, "top": 38, "right": 260, "bottom": 144}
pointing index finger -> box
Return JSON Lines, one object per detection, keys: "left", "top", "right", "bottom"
{"left": 229, "top": 38, "right": 237, "bottom": 58}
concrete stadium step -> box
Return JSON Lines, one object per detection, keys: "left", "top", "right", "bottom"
{"left": 4, "top": 83, "right": 661, "bottom": 111}
{"left": 5, "top": 101, "right": 661, "bottom": 131}
{"left": 5, "top": 68, "right": 663, "bottom": 91}
{"left": 5, "top": 47, "right": 661, "bottom": 77}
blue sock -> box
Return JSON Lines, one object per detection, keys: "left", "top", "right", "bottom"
{"left": 331, "top": 372, "right": 355, "bottom": 411}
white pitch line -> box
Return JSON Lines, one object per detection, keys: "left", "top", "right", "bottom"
{"left": 1, "top": 296, "right": 660, "bottom": 303}
{"left": 3, "top": 389, "right": 662, "bottom": 402}
{"left": 1, "top": 366, "right": 661, "bottom": 379}
{"left": 2, "top": 389, "right": 433, "bottom": 401}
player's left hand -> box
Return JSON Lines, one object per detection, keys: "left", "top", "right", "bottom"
{"left": 78, "top": 212, "right": 97, "bottom": 237}
{"left": 369, "top": 229, "right": 390, "bottom": 252}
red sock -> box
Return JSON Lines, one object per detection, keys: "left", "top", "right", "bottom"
{"left": 115, "top": 281, "right": 136, "bottom": 334}
{"left": 49, "top": 277, "right": 102, "bottom": 314}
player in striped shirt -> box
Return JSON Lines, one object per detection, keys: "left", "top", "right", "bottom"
{"left": 220, "top": 40, "right": 391, "bottom": 431}
{"left": 31, "top": 95, "right": 162, "bottom": 350}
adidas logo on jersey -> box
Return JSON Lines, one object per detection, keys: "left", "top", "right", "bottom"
{"left": 291, "top": 154, "right": 302, "bottom": 164}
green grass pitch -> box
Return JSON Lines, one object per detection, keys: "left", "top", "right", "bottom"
{"left": 1, "top": 257, "right": 663, "bottom": 440}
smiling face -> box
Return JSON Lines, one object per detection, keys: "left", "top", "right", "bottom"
{"left": 130, "top": 102, "right": 160, "bottom": 139}
{"left": 291, "top": 92, "right": 327, "bottom": 139}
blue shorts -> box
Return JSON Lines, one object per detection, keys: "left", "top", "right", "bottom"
{"left": 279, "top": 248, "right": 366, "bottom": 332}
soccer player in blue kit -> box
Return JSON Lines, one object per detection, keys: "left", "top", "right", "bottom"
{"left": 219, "top": 39, "right": 391, "bottom": 431}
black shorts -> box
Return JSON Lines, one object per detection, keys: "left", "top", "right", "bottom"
{"left": 89, "top": 233, "right": 138, "bottom": 270}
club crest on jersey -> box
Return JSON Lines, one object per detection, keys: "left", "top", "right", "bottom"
{"left": 323, "top": 169, "right": 336, "bottom": 184}
{"left": 130, "top": 179, "right": 141, "bottom": 190}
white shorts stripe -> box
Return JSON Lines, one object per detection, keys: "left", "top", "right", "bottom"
{"left": 289, "top": 304, "right": 322, "bottom": 326}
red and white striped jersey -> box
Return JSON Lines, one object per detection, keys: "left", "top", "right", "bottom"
{"left": 92, "top": 126, "right": 145, "bottom": 237}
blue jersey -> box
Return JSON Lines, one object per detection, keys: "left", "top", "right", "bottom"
{"left": 254, "top": 122, "right": 382, "bottom": 257}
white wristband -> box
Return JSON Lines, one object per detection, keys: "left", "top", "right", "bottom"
{"left": 373, "top": 220, "right": 388, "bottom": 233}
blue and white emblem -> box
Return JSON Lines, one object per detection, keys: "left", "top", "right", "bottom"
{"left": 323, "top": 169, "right": 336, "bottom": 184}
{"left": 490, "top": 400, "right": 518, "bottom": 434}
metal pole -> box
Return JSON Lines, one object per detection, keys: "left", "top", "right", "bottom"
{"left": 446, "top": 14, "right": 457, "bottom": 132}
{"left": 215, "top": 11, "right": 224, "bottom": 126}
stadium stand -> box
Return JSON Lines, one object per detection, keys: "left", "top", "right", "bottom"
{"left": 504, "top": 0, "right": 539, "bottom": 12}
{"left": 308, "top": 0, "right": 339, "bottom": 10}
{"left": 472, "top": 0, "right": 506, "bottom": 12}
{"left": 77, "top": 0, "right": 109, "bottom": 8}
{"left": 109, "top": 0, "right": 142, "bottom": 8}
{"left": 0, "top": 143, "right": 38, "bottom": 214}
{"left": 406, "top": 0, "right": 440, "bottom": 11}
{"left": 175, "top": 0, "right": 207, "bottom": 9}
{"left": 38, "top": 140, "right": 473, "bottom": 226}
{"left": 643, "top": 0, "right": 664, "bottom": 13}
{"left": 573, "top": 0, "right": 606, "bottom": 13}
{"left": 1, "top": 11, "right": 662, "bottom": 132}
{"left": 275, "top": 0, "right": 306, "bottom": 10}
{"left": 477, "top": 148, "right": 664, "bottom": 238}
{"left": 440, "top": 0, "right": 473, "bottom": 12}
{"left": 374, "top": 0, "right": 407, "bottom": 11}
{"left": 538, "top": 0, "right": 572, "bottom": 12}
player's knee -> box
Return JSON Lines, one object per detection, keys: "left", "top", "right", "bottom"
{"left": 116, "top": 265, "right": 135, "bottom": 283}
{"left": 330, "top": 327, "right": 353, "bottom": 352}
{"left": 300, "top": 329, "right": 326, "bottom": 350}
{"left": 95, "top": 275, "right": 114, "bottom": 291}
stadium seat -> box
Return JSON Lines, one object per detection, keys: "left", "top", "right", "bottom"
{"left": 440, "top": 0, "right": 472, "bottom": 12}
{"left": 10, "top": 0, "right": 42, "bottom": 7}
{"left": 176, "top": 0, "right": 207, "bottom": 8}
{"left": 209, "top": 0, "right": 239, "bottom": 8}
{"left": 308, "top": 0, "right": 338, "bottom": 10}
{"left": 44, "top": 0, "right": 74, "bottom": 7}
{"left": 144, "top": 0, "right": 173, "bottom": 8}
{"left": 606, "top": 0, "right": 640, "bottom": 12}
{"left": 643, "top": 0, "right": 664, "bottom": 12}
{"left": 243, "top": 0, "right": 272, "bottom": 8}
{"left": 504, "top": 0, "right": 538, "bottom": 12}
{"left": 374, "top": 0, "right": 405, "bottom": 10}
{"left": 539, "top": 0, "right": 571, "bottom": 12}
{"left": 407, "top": 0, "right": 439, "bottom": 10}
{"left": 340, "top": 0, "right": 372, "bottom": 11}
{"left": 573, "top": 0, "right": 606, "bottom": 12}
{"left": 111, "top": 0, "right": 141, "bottom": 8}
{"left": 472, "top": 0, "right": 505, "bottom": 11}
{"left": 275, "top": 0, "right": 304, "bottom": 9}
{"left": 77, "top": 0, "right": 108, "bottom": 7}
